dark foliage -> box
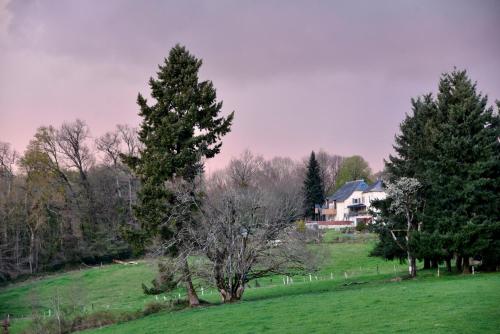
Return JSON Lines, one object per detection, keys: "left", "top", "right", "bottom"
{"left": 302, "top": 151, "right": 325, "bottom": 218}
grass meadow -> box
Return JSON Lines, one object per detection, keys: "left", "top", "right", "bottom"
{"left": 1, "top": 231, "right": 498, "bottom": 333}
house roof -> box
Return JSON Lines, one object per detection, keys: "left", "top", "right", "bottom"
{"left": 363, "top": 179, "right": 384, "bottom": 193}
{"left": 326, "top": 180, "right": 368, "bottom": 202}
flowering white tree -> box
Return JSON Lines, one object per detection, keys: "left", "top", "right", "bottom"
{"left": 386, "top": 177, "right": 422, "bottom": 277}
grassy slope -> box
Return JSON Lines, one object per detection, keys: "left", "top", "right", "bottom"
{"left": 0, "top": 262, "right": 157, "bottom": 317}
{"left": 1, "top": 231, "right": 499, "bottom": 333}
{"left": 0, "top": 262, "right": 157, "bottom": 333}
{"left": 0, "top": 232, "right": 405, "bottom": 318}
{"left": 83, "top": 274, "right": 500, "bottom": 334}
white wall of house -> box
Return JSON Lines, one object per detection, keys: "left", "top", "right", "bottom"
{"left": 328, "top": 190, "right": 386, "bottom": 222}
{"left": 336, "top": 190, "right": 363, "bottom": 221}
{"left": 322, "top": 182, "right": 386, "bottom": 223}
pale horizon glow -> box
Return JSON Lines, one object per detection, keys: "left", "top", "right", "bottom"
{"left": 1, "top": 0, "right": 499, "bottom": 173}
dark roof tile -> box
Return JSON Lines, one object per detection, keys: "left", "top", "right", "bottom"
{"left": 363, "top": 179, "right": 384, "bottom": 193}
{"left": 326, "top": 180, "right": 368, "bottom": 202}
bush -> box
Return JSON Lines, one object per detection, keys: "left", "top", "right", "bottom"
{"left": 143, "top": 301, "right": 168, "bottom": 316}
{"left": 142, "top": 260, "right": 180, "bottom": 295}
{"left": 340, "top": 227, "right": 355, "bottom": 234}
{"left": 23, "top": 310, "right": 144, "bottom": 334}
{"left": 71, "top": 311, "right": 117, "bottom": 332}
{"left": 296, "top": 220, "right": 306, "bottom": 233}
{"left": 356, "top": 221, "right": 368, "bottom": 232}
{"left": 25, "top": 317, "right": 71, "bottom": 334}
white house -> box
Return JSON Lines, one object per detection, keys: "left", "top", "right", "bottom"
{"left": 319, "top": 179, "right": 386, "bottom": 226}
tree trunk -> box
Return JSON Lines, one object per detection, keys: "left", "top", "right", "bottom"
{"left": 463, "top": 257, "right": 471, "bottom": 274}
{"left": 182, "top": 260, "right": 200, "bottom": 307}
{"left": 407, "top": 250, "right": 417, "bottom": 277}
{"left": 406, "top": 216, "right": 416, "bottom": 278}
{"left": 423, "top": 258, "right": 430, "bottom": 269}
{"left": 456, "top": 256, "right": 463, "bottom": 272}
{"left": 128, "top": 178, "right": 133, "bottom": 215}
{"left": 14, "top": 226, "right": 20, "bottom": 270}
{"left": 409, "top": 255, "right": 417, "bottom": 277}
{"left": 115, "top": 175, "right": 122, "bottom": 198}
{"left": 235, "top": 284, "right": 245, "bottom": 300}
{"left": 431, "top": 259, "right": 438, "bottom": 269}
{"left": 445, "top": 258, "right": 452, "bottom": 272}
{"left": 214, "top": 270, "right": 245, "bottom": 303}
{"left": 28, "top": 228, "right": 35, "bottom": 274}
{"left": 219, "top": 284, "right": 244, "bottom": 303}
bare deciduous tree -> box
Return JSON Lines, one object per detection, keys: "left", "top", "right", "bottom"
{"left": 0, "top": 141, "right": 18, "bottom": 195}
{"left": 193, "top": 152, "right": 314, "bottom": 302}
{"left": 96, "top": 131, "right": 122, "bottom": 197}
{"left": 57, "top": 119, "right": 94, "bottom": 181}
{"left": 116, "top": 124, "right": 140, "bottom": 214}
{"left": 0, "top": 141, "right": 20, "bottom": 280}
{"left": 95, "top": 131, "right": 121, "bottom": 168}
{"left": 116, "top": 124, "right": 141, "bottom": 158}
{"left": 315, "top": 150, "right": 344, "bottom": 195}
{"left": 143, "top": 152, "right": 315, "bottom": 303}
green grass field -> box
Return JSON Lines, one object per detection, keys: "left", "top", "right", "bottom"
{"left": 1, "top": 231, "right": 499, "bottom": 333}
{"left": 82, "top": 274, "right": 500, "bottom": 334}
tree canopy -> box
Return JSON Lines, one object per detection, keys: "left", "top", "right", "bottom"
{"left": 335, "top": 155, "right": 372, "bottom": 190}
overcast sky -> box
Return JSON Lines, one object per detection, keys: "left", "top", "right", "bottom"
{"left": 1, "top": 0, "right": 499, "bottom": 172}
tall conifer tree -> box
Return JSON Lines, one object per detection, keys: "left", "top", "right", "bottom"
{"left": 303, "top": 151, "right": 325, "bottom": 218}
{"left": 431, "top": 70, "right": 500, "bottom": 272}
{"left": 124, "top": 45, "right": 234, "bottom": 305}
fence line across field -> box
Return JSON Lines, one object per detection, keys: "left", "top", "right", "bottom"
{"left": 7, "top": 265, "right": 421, "bottom": 320}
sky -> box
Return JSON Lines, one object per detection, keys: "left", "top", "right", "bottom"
{"left": 1, "top": 0, "right": 499, "bottom": 173}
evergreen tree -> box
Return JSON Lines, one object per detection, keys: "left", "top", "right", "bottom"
{"left": 303, "top": 151, "right": 325, "bottom": 218}
{"left": 430, "top": 70, "right": 500, "bottom": 272}
{"left": 374, "top": 69, "right": 500, "bottom": 273}
{"left": 124, "top": 45, "right": 234, "bottom": 305}
{"left": 384, "top": 95, "right": 446, "bottom": 269}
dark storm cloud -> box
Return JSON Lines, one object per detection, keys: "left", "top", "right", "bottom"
{"left": 1, "top": 0, "right": 499, "bottom": 172}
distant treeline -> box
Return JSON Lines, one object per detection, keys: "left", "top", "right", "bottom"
{"left": 0, "top": 119, "right": 378, "bottom": 282}
{"left": 0, "top": 121, "right": 141, "bottom": 281}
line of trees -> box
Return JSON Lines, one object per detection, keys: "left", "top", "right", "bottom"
{"left": 0, "top": 122, "right": 141, "bottom": 281}
{"left": 371, "top": 70, "right": 500, "bottom": 277}
{"left": 0, "top": 121, "right": 367, "bottom": 284}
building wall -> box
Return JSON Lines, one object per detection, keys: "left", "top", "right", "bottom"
{"left": 324, "top": 187, "right": 387, "bottom": 223}
{"left": 331, "top": 190, "right": 386, "bottom": 222}
{"left": 337, "top": 190, "right": 363, "bottom": 221}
